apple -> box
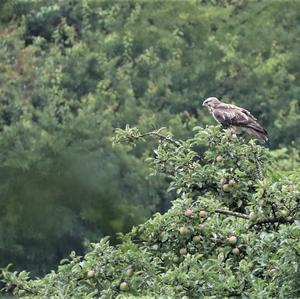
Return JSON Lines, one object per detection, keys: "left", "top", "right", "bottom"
{"left": 184, "top": 209, "right": 193, "bottom": 217}
{"left": 223, "top": 184, "right": 230, "bottom": 192}
{"left": 173, "top": 256, "right": 180, "bottom": 263}
{"left": 195, "top": 243, "right": 202, "bottom": 249}
{"left": 248, "top": 180, "right": 254, "bottom": 187}
{"left": 179, "top": 248, "right": 187, "bottom": 255}
{"left": 87, "top": 270, "right": 95, "bottom": 278}
{"left": 199, "top": 210, "right": 208, "bottom": 218}
{"left": 119, "top": 282, "right": 129, "bottom": 291}
{"left": 216, "top": 155, "right": 223, "bottom": 162}
{"left": 192, "top": 236, "right": 201, "bottom": 243}
{"left": 227, "top": 235, "right": 237, "bottom": 245}
{"left": 232, "top": 248, "right": 240, "bottom": 255}
{"left": 228, "top": 179, "right": 236, "bottom": 186}
{"left": 280, "top": 209, "right": 289, "bottom": 217}
{"left": 199, "top": 223, "right": 206, "bottom": 231}
{"left": 179, "top": 226, "right": 189, "bottom": 234}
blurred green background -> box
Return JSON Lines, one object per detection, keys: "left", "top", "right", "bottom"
{"left": 0, "top": 0, "right": 299, "bottom": 275}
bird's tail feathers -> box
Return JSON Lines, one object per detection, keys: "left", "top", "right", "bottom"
{"left": 244, "top": 126, "right": 268, "bottom": 143}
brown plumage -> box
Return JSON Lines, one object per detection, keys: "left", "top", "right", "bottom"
{"left": 202, "top": 97, "right": 268, "bottom": 142}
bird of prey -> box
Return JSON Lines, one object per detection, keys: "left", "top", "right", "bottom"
{"left": 202, "top": 97, "right": 268, "bottom": 142}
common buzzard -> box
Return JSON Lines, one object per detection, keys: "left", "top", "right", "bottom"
{"left": 202, "top": 97, "right": 268, "bottom": 142}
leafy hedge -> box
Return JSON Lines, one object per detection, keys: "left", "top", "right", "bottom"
{"left": 2, "top": 127, "right": 299, "bottom": 298}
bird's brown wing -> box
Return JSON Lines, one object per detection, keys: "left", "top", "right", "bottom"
{"left": 212, "top": 107, "right": 248, "bottom": 127}
{"left": 212, "top": 106, "right": 268, "bottom": 142}
{"left": 217, "top": 103, "right": 257, "bottom": 120}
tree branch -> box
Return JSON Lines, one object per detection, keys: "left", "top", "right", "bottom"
{"left": 215, "top": 209, "right": 250, "bottom": 219}
{"left": 249, "top": 216, "right": 296, "bottom": 228}
{"left": 132, "top": 131, "right": 181, "bottom": 146}
{"left": 214, "top": 209, "right": 297, "bottom": 229}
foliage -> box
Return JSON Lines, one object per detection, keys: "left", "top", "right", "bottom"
{"left": 0, "top": 0, "right": 300, "bottom": 274}
{"left": 2, "top": 127, "right": 299, "bottom": 298}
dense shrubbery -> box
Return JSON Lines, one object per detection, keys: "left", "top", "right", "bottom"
{"left": 0, "top": 0, "right": 300, "bottom": 275}
{"left": 2, "top": 127, "right": 299, "bottom": 298}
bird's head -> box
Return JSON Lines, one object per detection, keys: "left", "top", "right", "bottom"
{"left": 202, "top": 97, "right": 221, "bottom": 109}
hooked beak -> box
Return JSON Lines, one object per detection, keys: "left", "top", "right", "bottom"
{"left": 202, "top": 101, "right": 207, "bottom": 107}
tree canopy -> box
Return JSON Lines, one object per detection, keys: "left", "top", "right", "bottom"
{"left": 2, "top": 127, "right": 299, "bottom": 298}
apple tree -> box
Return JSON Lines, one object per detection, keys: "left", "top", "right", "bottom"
{"left": 1, "top": 126, "right": 299, "bottom": 298}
